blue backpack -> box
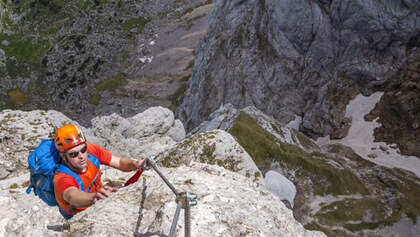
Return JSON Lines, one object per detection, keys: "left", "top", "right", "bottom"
{"left": 26, "top": 139, "right": 100, "bottom": 219}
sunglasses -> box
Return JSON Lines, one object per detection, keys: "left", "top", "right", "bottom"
{"left": 66, "top": 144, "right": 87, "bottom": 158}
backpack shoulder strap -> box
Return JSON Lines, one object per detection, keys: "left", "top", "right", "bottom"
{"left": 87, "top": 153, "right": 100, "bottom": 168}
{"left": 85, "top": 153, "right": 101, "bottom": 192}
{"left": 56, "top": 164, "right": 85, "bottom": 191}
{"left": 55, "top": 153, "right": 101, "bottom": 193}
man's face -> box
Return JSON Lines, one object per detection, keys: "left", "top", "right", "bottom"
{"left": 64, "top": 143, "right": 88, "bottom": 172}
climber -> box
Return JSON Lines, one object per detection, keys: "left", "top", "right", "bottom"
{"left": 53, "top": 124, "right": 144, "bottom": 219}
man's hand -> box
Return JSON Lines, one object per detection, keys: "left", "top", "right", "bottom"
{"left": 109, "top": 155, "right": 145, "bottom": 172}
{"left": 93, "top": 185, "right": 118, "bottom": 203}
{"left": 134, "top": 159, "right": 145, "bottom": 169}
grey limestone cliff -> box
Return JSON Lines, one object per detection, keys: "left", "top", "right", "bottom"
{"left": 177, "top": 0, "right": 420, "bottom": 156}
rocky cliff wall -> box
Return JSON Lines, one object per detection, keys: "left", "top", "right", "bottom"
{"left": 177, "top": 0, "right": 420, "bottom": 152}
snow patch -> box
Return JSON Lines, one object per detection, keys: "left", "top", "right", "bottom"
{"left": 264, "top": 170, "right": 296, "bottom": 207}
{"left": 139, "top": 56, "right": 153, "bottom": 63}
{"left": 317, "top": 92, "right": 420, "bottom": 177}
{"left": 286, "top": 115, "right": 302, "bottom": 130}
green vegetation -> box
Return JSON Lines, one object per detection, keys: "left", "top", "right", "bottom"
{"left": 103, "top": 178, "right": 124, "bottom": 188}
{"left": 0, "top": 0, "right": 108, "bottom": 76}
{"left": 184, "top": 179, "right": 193, "bottom": 185}
{"left": 88, "top": 92, "right": 102, "bottom": 105}
{"left": 387, "top": 168, "right": 420, "bottom": 223}
{"left": 315, "top": 199, "right": 388, "bottom": 229}
{"left": 226, "top": 107, "right": 420, "bottom": 235}
{"left": 229, "top": 112, "right": 420, "bottom": 236}
{"left": 39, "top": 24, "right": 63, "bottom": 37}
{"left": 216, "top": 156, "right": 242, "bottom": 173}
{"left": 161, "top": 149, "right": 180, "bottom": 168}
{"left": 254, "top": 171, "right": 261, "bottom": 182}
{"left": 183, "top": 8, "right": 194, "bottom": 15}
{"left": 0, "top": 34, "right": 49, "bottom": 65}
{"left": 5, "top": 60, "right": 30, "bottom": 78}
{"left": 122, "top": 16, "right": 150, "bottom": 33}
{"left": 9, "top": 183, "right": 19, "bottom": 189}
{"left": 199, "top": 143, "right": 216, "bottom": 163}
{"left": 305, "top": 222, "right": 348, "bottom": 237}
{"left": 168, "top": 75, "right": 190, "bottom": 110}
{"left": 160, "top": 131, "right": 246, "bottom": 173}
{"left": 3, "top": 0, "right": 64, "bottom": 14}
{"left": 270, "top": 122, "right": 284, "bottom": 137}
{"left": 2, "top": 0, "right": 97, "bottom": 20}
{"left": 0, "top": 0, "right": 119, "bottom": 109}
{"left": 1, "top": 9, "right": 13, "bottom": 27}
{"left": 294, "top": 130, "right": 318, "bottom": 150}
{"left": 7, "top": 88, "right": 28, "bottom": 106}
{"left": 161, "top": 132, "right": 218, "bottom": 168}
{"left": 228, "top": 112, "right": 368, "bottom": 196}
{"left": 95, "top": 75, "right": 127, "bottom": 92}
{"left": 327, "top": 144, "right": 344, "bottom": 154}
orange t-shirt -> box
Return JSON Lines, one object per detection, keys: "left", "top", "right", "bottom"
{"left": 53, "top": 143, "right": 112, "bottom": 215}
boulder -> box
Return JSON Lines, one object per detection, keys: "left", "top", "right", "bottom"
{"left": 157, "top": 129, "right": 263, "bottom": 184}
{"left": 0, "top": 110, "right": 80, "bottom": 177}
{"left": 90, "top": 107, "right": 185, "bottom": 159}
{"left": 265, "top": 170, "right": 297, "bottom": 208}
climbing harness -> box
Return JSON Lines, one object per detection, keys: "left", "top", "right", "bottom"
{"left": 144, "top": 157, "right": 198, "bottom": 237}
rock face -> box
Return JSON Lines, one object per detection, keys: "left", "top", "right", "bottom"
{"left": 0, "top": 107, "right": 325, "bottom": 237}
{"left": 367, "top": 56, "right": 420, "bottom": 157}
{"left": 176, "top": 0, "right": 420, "bottom": 144}
{"left": 73, "top": 162, "right": 324, "bottom": 237}
{"left": 89, "top": 106, "right": 185, "bottom": 159}
{"left": 0, "top": 163, "right": 324, "bottom": 237}
{"left": 0, "top": 0, "right": 212, "bottom": 125}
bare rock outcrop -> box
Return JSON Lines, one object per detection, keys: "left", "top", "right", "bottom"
{"left": 89, "top": 106, "right": 185, "bottom": 159}
{"left": 0, "top": 110, "right": 77, "bottom": 178}
{"left": 367, "top": 56, "right": 420, "bottom": 157}
{"left": 0, "top": 162, "right": 325, "bottom": 237}
{"left": 191, "top": 104, "right": 320, "bottom": 152}
{"left": 0, "top": 107, "right": 325, "bottom": 237}
{"left": 157, "top": 129, "right": 263, "bottom": 184}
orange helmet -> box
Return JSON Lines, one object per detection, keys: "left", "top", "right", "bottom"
{"left": 54, "top": 124, "right": 87, "bottom": 152}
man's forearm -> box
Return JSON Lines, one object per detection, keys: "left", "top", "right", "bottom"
{"left": 64, "top": 188, "right": 96, "bottom": 207}
{"left": 118, "top": 157, "right": 139, "bottom": 172}
{"left": 109, "top": 155, "right": 143, "bottom": 172}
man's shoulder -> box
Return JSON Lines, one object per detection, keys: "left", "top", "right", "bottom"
{"left": 87, "top": 142, "right": 102, "bottom": 150}
{"left": 54, "top": 171, "right": 74, "bottom": 181}
{"left": 53, "top": 171, "right": 77, "bottom": 187}
{"left": 86, "top": 143, "right": 112, "bottom": 165}
{"left": 86, "top": 143, "right": 106, "bottom": 154}
{"left": 54, "top": 171, "right": 79, "bottom": 193}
